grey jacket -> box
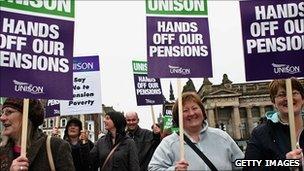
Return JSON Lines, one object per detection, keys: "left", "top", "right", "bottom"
{"left": 148, "top": 121, "right": 244, "bottom": 170}
{"left": 0, "top": 129, "right": 74, "bottom": 171}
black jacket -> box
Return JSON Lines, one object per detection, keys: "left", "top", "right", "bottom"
{"left": 90, "top": 133, "right": 140, "bottom": 171}
{"left": 244, "top": 119, "right": 293, "bottom": 171}
{"left": 68, "top": 140, "right": 94, "bottom": 171}
{"left": 127, "top": 126, "right": 160, "bottom": 171}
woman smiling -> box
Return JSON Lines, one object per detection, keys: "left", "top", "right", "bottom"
{"left": 148, "top": 92, "right": 244, "bottom": 171}
{"left": 0, "top": 98, "right": 74, "bottom": 171}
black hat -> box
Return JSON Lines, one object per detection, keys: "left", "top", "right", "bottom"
{"left": 63, "top": 118, "right": 83, "bottom": 140}
{"left": 2, "top": 98, "right": 44, "bottom": 128}
{"left": 65, "top": 118, "right": 83, "bottom": 131}
{"left": 106, "top": 111, "right": 126, "bottom": 135}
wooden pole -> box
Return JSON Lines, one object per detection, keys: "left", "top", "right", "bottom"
{"left": 80, "top": 115, "right": 86, "bottom": 144}
{"left": 286, "top": 79, "right": 297, "bottom": 150}
{"left": 151, "top": 105, "right": 156, "bottom": 125}
{"left": 21, "top": 99, "right": 29, "bottom": 157}
{"left": 177, "top": 79, "right": 185, "bottom": 160}
{"left": 55, "top": 116, "right": 60, "bottom": 128}
{"left": 55, "top": 116, "right": 60, "bottom": 137}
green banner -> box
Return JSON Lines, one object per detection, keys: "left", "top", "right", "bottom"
{"left": 0, "top": 0, "right": 75, "bottom": 18}
{"left": 146, "top": 0, "right": 207, "bottom": 15}
{"left": 132, "top": 60, "right": 147, "bottom": 74}
{"left": 163, "top": 115, "right": 173, "bottom": 130}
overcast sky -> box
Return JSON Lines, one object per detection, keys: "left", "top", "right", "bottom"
{"left": 73, "top": 1, "right": 248, "bottom": 129}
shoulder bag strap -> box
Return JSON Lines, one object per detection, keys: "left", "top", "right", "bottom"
{"left": 46, "top": 135, "right": 56, "bottom": 171}
{"left": 177, "top": 132, "right": 218, "bottom": 171}
{"left": 101, "top": 141, "right": 122, "bottom": 171}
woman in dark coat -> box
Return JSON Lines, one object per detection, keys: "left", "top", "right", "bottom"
{"left": 245, "top": 78, "right": 304, "bottom": 170}
{"left": 90, "top": 111, "right": 140, "bottom": 171}
{"left": 0, "top": 98, "right": 74, "bottom": 171}
{"left": 63, "top": 118, "right": 94, "bottom": 171}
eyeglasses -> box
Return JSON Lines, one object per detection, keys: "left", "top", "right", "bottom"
{"left": 275, "top": 91, "right": 301, "bottom": 99}
{"left": 0, "top": 109, "right": 19, "bottom": 117}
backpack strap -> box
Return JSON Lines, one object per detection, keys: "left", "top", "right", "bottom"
{"left": 46, "top": 135, "right": 56, "bottom": 171}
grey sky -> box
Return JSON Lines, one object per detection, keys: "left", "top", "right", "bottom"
{"left": 73, "top": 1, "right": 248, "bottom": 129}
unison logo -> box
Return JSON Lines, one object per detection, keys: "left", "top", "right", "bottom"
{"left": 13, "top": 80, "right": 44, "bottom": 94}
{"left": 272, "top": 63, "right": 300, "bottom": 75}
{"left": 168, "top": 65, "right": 191, "bottom": 75}
{"left": 145, "top": 99, "right": 155, "bottom": 104}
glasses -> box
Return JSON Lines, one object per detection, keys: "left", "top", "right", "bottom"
{"left": 275, "top": 91, "right": 301, "bottom": 99}
{"left": 0, "top": 109, "right": 19, "bottom": 117}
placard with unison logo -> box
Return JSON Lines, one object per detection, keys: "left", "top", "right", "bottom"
{"left": 132, "top": 60, "right": 163, "bottom": 106}
{"left": 239, "top": 0, "right": 304, "bottom": 81}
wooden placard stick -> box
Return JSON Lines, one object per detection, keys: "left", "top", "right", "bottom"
{"left": 177, "top": 79, "right": 185, "bottom": 160}
{"left": 286, "top": 79, "right": 297, "bottom": 150}
{"left": 21, "top": 99, "right": 29, "bottom": 156}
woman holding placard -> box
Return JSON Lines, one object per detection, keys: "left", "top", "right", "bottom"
{"left": 89, "top": 111, "right": 140, "bottom": 171}
{"left": 63, "top": 118, "right": 94, "bottom": 171}
{"left": 0, "top": 98, "right": 74, "bottom": 171}
{"left": 148, "top": 92, "right": 244, "bottom": 171}
{"left": 245, "top": 78, "right": 304, "bottom": 170}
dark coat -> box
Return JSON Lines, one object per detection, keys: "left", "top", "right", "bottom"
{"left": 90, "top": 133, "right": 140, "bottom": 171}
{"left": 0, "top": 129, "right": 74, "bottom": 171}
{"left": 69, "top": 140, "right": 94, "bottom": 171}
{"left": 128, "top": 126, "right": 160, "bottom": 171}
{"left": 244, "top": 120, "right": 292, "bottom": 171}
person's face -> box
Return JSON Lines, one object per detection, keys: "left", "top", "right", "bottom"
{"left": 126, "top": 113, "right": 139, "bottom": 131}
{"left": 104, "top": 115, "right": 115, "bottom": 131}
{"left": 182, "top": 100, "right": 204, "bottom": 131}
{"left": 68, "top": 123, "right": 80, "bottom": 138}
{"left": 0, "top": 107, "right": 22, "bottom": 139}
{"left": 274, "top": 87, "right": 304, "bottom": 116}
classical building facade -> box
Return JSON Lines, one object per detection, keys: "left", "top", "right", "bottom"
{"left": 164, "top": 75, "right": 304, "bottom": 144}
{"left": 197, "top": 75, "right": 274, "bottom": 141}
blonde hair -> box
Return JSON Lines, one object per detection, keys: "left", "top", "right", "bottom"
{"left": 0, "top": 119, "right": 34, "bottom": 148}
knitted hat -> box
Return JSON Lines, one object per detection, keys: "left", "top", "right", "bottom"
{"left": 63, "top": 118, "right": 83, "bottom": 140}
{"left": 65, "top": 118, "right": 83, "bottom": 131}
{"left": 107, "top": 111, "right": 126, "bottom": 135}
{"left": 2, "top": 98, "right": 44, "bottom": 128}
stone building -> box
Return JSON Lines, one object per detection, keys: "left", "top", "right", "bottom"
{"left": 197, "top": 74, "right": 274, "bottom": 141}
{"left": 164, "top": 75, "right": 304, "bottom": 147}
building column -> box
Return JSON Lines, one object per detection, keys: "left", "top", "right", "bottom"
{"left": 207, "top": 108, "right": 216, "bottom": 128}
{"left": 246, "top": 107, "right": 254, "bottom": 134}
{"left": 232, "top": 106, "right": 241, "bottom": 140}
{"left": 259, "top": 106, "right": 265, "bottom": 117}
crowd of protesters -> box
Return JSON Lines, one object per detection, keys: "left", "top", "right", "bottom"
{"left": 1, "top": 77, "right": 303, "bottom": 170}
